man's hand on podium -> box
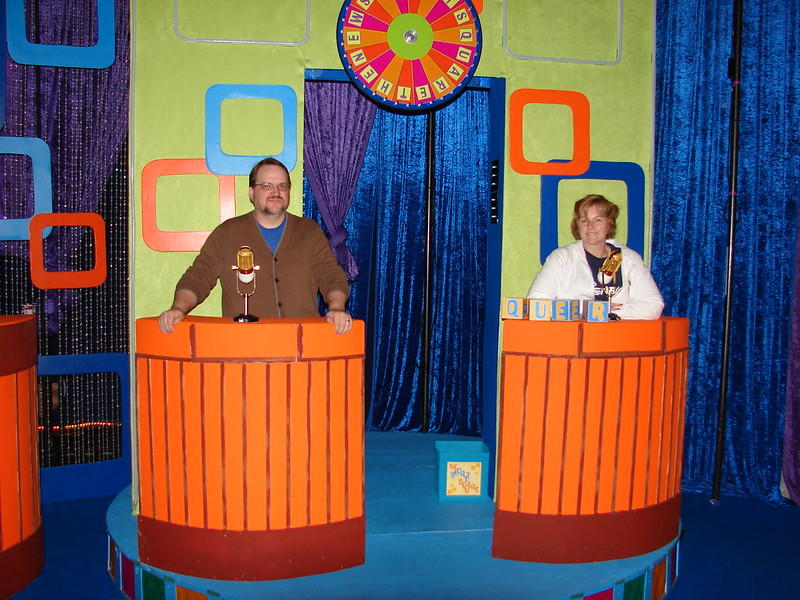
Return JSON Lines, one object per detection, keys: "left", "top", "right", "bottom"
{"left": 158, "top": 308, "right": 185, "bottom": 334}
{"left": 158, "top": 289, "right": 198, "bottom": 334}
{"left": 326, "top": 309, "right": 352, "bottom": 335}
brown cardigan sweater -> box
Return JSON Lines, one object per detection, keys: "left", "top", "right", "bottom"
{"left": 176, "top": 212, "right": 349, "bottom": 318}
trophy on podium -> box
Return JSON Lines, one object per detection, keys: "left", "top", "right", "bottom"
{"left": 231, "top": 246, "right": 260, "bottom": 323}
{"left": 599, "top": 250, "right": 623, "bottom": 320}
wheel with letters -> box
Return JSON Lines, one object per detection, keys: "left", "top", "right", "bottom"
{"left": 337, "top": 0, "right": 482, "bottom": 112}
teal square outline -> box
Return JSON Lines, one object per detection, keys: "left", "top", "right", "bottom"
{"left": 5, "top": 0, "right": 116, "bottom": 68}
{"left": 205, "top": 83, "right": 297, "bottom": 175}
{"left": 0, "top": 136, "right": 53, "bottom": 241}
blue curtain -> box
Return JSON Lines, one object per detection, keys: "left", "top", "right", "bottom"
{"left": 355, "top": 108, "right": 430, "bottom": 431}
{"left": 427, "top": 93, "right": 490, "bottom": 434}
{"left": 653, "top": 0, "right": 800, "bottom": 502}
{"left": 785, "top": 216, "right": 800, "bottom": 503}
{"left": 304, "top": 86, "right": 489, "bottom": 435}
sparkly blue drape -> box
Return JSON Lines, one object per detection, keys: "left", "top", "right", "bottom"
{"left": 355, "top": 108, "right": 429, "bottom": 431}
{"left": 785, "top": 216, "right": 800, "bottom": 504}
{"left": 305, "top": 85, "right": 488, "bottom": 434}
{"left": 427, "top": 92, "right": 489, "bottom": 434}
{"left": 653, "top": 0, "right": 800, "bottom": 502}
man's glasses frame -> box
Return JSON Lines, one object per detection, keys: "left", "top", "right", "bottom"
{"left": 252, "top": 181, "right": 290, "bottom": 193}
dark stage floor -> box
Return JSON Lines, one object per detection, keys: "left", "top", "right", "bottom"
{"left": 10, "top": 432, "right": 800, "bottom": 600}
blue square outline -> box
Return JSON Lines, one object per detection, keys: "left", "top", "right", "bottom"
{"left": 539, "top": 159, "right": 645, "bottom": 263}
{"left": 37, "top": 352, "right": 131, "bottom": 503}
{"left": 205, "top": 83, "right": 297, "bottom": 175}
{"left": 5, "top": 0, "right": 116, "bottom": 68}
{"left": 0, "top": 136, "right": 53, "bottom": 241}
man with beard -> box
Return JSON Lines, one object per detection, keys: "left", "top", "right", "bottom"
{"left": 157, "top": 158, "right": 351, "bottom": 334}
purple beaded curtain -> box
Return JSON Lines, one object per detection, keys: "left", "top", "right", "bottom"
{"left": 303, "top": 80, "right": 377, "bottom": 280}
{"left": 0, "top": 0, "right": 130, "bottom": 471}
{"left": 0, "top": 0, "right": 130, "bottom": 334}
{"left": 784, "top": 225, "right": 800, "bottom": 504}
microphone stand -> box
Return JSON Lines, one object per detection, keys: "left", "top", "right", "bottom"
{"left": 232, "top": 263, "right": 260, "bottom": 323}
{"left": 235, "top": 288, "right": 258, "bottom": 323}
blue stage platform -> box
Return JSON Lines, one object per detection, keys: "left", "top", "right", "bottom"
{"left": 106, "top": 431, "right": 677, "bottom": 599}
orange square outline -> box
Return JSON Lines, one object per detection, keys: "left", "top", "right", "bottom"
{"left": 509, "top": 88, "right": 591, "bottom": 176}
{"left": 29, "top": 212, "right": 107, "bottom": 289}
{"left": 141, "top": 158, "right": 236, "bottom": 252}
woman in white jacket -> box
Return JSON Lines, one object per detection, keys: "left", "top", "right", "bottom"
{"left": 527, "top": 194, "right": 664, "bottom": 320}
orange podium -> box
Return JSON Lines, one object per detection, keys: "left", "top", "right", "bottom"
{"left": 0, "top": 315, "right": 43, "bottom": 599}
{"left": 492, "top": 317, "right": 689, "bottom": 563}
{"left": 135, "top": 316, "right": 365, "bottom": 580}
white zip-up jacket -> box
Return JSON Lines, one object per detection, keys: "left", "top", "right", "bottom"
{"left": 526, "top": 240, "right": 664, "bottom": 320}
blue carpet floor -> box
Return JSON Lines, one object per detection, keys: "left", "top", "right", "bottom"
{"left": 9, "top": 432, "right": 800, "bottom": 600}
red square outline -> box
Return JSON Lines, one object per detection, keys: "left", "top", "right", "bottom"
{"left": 141, "top": 158, "right": 236, "bottom": 252}
{"left": 509, "top": 88, "right": 591, "bottom": 176}
{"left": 29, "top": 212, "right": 107, "bottom": 289}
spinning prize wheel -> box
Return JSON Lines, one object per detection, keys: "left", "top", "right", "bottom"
{"left": 337, "top": 0, "right": 482, "bottom": 112}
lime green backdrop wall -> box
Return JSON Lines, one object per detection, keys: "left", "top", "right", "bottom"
{"left": 132, "top": 0, "right": 654, "bottom": 318}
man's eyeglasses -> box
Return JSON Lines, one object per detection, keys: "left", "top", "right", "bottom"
{"left": 253, "top": 181, "right": 290, "bottom": 193}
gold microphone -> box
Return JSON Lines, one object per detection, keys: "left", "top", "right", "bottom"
{"left": 236, "top": 246, "right": 256, "bottom": 284}
{"left": 231, "top": 246, "right": 260, "bottom": 322}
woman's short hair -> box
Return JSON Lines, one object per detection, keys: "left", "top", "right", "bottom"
{"left": 570, "top": 194, "right": 619, "bottom": 239}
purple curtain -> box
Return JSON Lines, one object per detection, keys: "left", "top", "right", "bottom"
{"left": 303, "top": 81, "right": 376, "bottom": 281}
{"left": 784, "top": 223, "right": 800, "bottom": 503}
{"left": 0, "top": 0, "right": 130, "bottom": 333}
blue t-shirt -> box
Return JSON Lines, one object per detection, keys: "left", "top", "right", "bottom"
{"left": 257, "top": 218, "right": 287, "bottom": 253}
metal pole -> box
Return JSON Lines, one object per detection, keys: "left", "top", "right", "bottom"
{"left": 711, "top": 0, "right": 744, "bottom": 502}
{"left": 422, "top": 110, "right": 436, "bottom": 433}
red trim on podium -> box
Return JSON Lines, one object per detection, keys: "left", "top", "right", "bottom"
{"left": 491, "top": 494, "right": 681, "bottom": 563}
{"left": 138, "top": 514, "right": 366, "bottom": 581}
{"left": 0, "top": 526, "right": 44, "bottom": 599}
{"left": 0, "top": 316, "right": 37, "bottom": 377}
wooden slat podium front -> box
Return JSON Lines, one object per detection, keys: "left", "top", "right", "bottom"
{"left": 134, "top": 316, "right": 365, "bottom": 581}
{"left": 492, "top": 317, "right": 689, "bottom": 563}
{"left": 0, "top": 315, "right": 42, "bottom": 599}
